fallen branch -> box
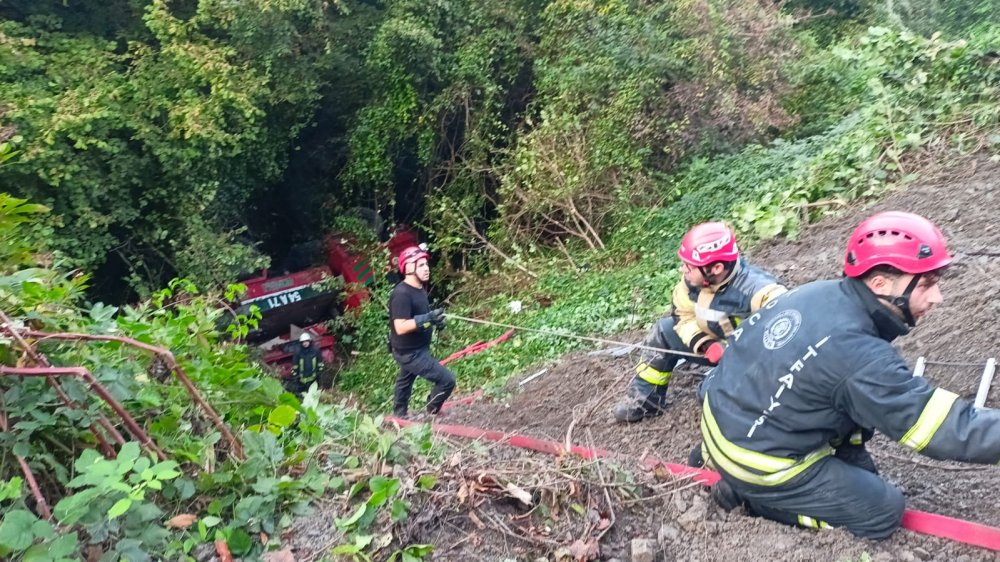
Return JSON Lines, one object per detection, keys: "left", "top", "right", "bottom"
{"left": 0, "top": 394, "right": 51, "bottom": 520}
{"left": 587, "top": 430, "right": 615, "bottom": 542}
{"left": 0, "top": 311, "right": 120, "bottom": 457}
{"left": 20, "top": 329, "right": 243, "bottom": 459}
{"left": 458, "top": 211, "right": 538, "bottom": 279}
{"left": 481, "top": 510, "right": 561, "bottom": 546}
{"left": 0, "top": 366, "right": 167, "bottom": 461}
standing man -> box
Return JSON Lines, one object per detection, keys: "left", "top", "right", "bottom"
{"left": 612, "top": 222, "right": 787, "bottom": 422}
{"left": 289, "top": 332, "right": 323, "bottom": 397}
{"left": 389, "top": 246, "right": 455, "bottom": 419}
{"left": 695, "top": 211, "right": 1000, "bottom": 539}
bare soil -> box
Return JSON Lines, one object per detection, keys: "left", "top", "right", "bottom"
{"left": 436, "top": 158, "right": 1000, "bottom": 560}
{"left": 282, "top": 159, "right": 1000, "bottom": 562}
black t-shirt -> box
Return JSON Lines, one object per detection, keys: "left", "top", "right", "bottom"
{"left": 389, "top": 281, "right": 432, "bottom": 352}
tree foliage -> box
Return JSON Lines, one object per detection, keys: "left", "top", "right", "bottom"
{"left": 0, "top": 0, "right": 333, "bottom": 298}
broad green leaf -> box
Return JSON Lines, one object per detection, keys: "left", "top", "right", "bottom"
{"left": 53, "top": 488, "right": 100, "bottom": 525}
{"left": 0, "top": 509, "right": 37, "bottom": 549}
{"left": 0, "top": 477, "right": 23, "bottom": 501}
{"left": 335, "top": 504, "right": 368, "bottom": 530}
{"left": 115, "top": 442, "right": 141, "bottom": 474}
{"left": 268, "top": 405, "right": 298, "bottom": 428}
{"left": 390, "top": 499, "right": 408, "bottom": 522}
{"left": 49, "top": 532, "right": 79, "bottom": 558}
{"left": 108, "top": 498, "right": 133, "bottom": 519}
{"left": 29, "top": 518, "right": 54, "bottom": 540}
{"left": 415, "top": 474, "right": 437, "bottom": 490}
{"left": 226, "top": 528, "right": 253, "bottom": 556}
{"left": 21, "top": 544, "right": 50, "bottom": 562}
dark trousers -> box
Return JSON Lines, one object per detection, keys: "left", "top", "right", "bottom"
{"left": 640, "top": 317, "right": 706, "bottom": 373}
{"left": 725, "top": 455, "right": 904, "bottom": 539}
{"left": 391, "top": 347, "right": 456, "bottom": 416}
{"left": 627, "top": 318, "right": 711, "bottom": 404}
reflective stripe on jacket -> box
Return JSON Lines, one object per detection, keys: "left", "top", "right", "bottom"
{"left": 294, "top": 349, "right": 323, "bottom": 384}
{"left": 702, "top": 277, "right": 1000, "bottom": 487}
{"left": 672, "top": 258, "right": 787, "bottom": 353}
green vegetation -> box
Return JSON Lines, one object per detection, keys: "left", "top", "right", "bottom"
{"left": 339, "top": 22, "right": 1000, "bottom": 405}
{"left": 0, "top": 198, "right": 445, "bottom": 559}
{"left": 2, "top": 0, "right": 1000, "bottom": 558}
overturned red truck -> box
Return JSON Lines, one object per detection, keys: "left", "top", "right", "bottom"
{"left": 234, "top": 228, "right": 419, "bottom": 378}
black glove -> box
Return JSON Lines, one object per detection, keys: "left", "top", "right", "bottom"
{"left": 835, "top": 443, "right": 879, "bottom": 475}
{"left": 413, "top": 308, "right": 445, "bottom": 331}
{"left": 431, "top": 308, "right": 446, "bottom": 330}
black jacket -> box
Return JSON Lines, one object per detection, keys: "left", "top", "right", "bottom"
{"left": 671, "top": 258, "right": 786, "bottom": 354}
{"left": 702, "top": 277, "right": 1000, "bottom": 487}
{"left": 293, "top": 345, "right": 323, "bottom": 385}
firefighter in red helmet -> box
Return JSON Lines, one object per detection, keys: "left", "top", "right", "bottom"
{"left": 613, "top": 222, "right": 787, "bottom": 422}
{"left": 690, "top": 211, "right": 1000, "bottom": 539}
{"left": 388, "top": 245, "right": 455, "bottom": 419}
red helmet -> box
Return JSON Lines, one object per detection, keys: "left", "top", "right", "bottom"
{"left": 844, "top": 211, "right": 952, "bottom": 278}
{"left": 398, "top": 245, "right": 429, "bottom": 274}
{"left": 677, "top": 222, "right": 739, "bottom": 267}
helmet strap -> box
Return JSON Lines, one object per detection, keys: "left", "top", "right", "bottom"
{"left": 698, "top": 266, "right": 713, "bottom": 287}
{"left": 877, "top": 274, "right": 921, "bottom": 327}
{"left": 699, "top": 261, "right": 738, "bottom": 288}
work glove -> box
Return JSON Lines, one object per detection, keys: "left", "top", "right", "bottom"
{"left": 414, "top": 308, "right": 445, "bottom": 331}
{"left": 432, "top": 307, "right": 446, "bottom": 330}
{"left": 835, "top": 443, "right": 879, "bottom": 475}
{"left": 704, "top": 342, "right": 725, "bottom": 365}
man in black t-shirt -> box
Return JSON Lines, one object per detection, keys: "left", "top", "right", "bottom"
{"left": 388, "top": 245, "right": 455, "bottom": 418}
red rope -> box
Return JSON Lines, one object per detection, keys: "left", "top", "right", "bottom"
{"left": 439, "top": 328, "right": 515, "bottom": 365}
{"left": 386, "top": 414, "right": 1000, "bottom": 552}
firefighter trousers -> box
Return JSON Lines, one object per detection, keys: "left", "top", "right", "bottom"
{"left": 391, "top": 347, "right": 456, "bottom": 416}
{"left": 629, "top": 317, "right": 711, "bottom": 399}
{"left": 725, "top": 455, "right": 905, "bottom": 539}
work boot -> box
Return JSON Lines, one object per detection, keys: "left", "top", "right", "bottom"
{"left": 711, "top": 479, "right": 743, "bottom": 512}
{"left": 687, "top": 443, "right": 705, "bottom": 468}
{"left": 612, "top": 381, "right": 669, "bottom": 423}
{"left": 612, "top": 400, "right": 647, "bottom": 423}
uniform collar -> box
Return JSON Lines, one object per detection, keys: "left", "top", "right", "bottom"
{"left": 842, "top": 277, "right": 910, "bottom": 341}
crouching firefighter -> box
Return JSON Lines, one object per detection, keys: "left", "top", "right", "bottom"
{"left": 693, "top": 211, "right": 1000, "bottom": 539}
{"left": 612, "top": 222, "right": 786, "bottom": 422}
{"left": 388, "top": 246, "right": 456, "bottom": 419}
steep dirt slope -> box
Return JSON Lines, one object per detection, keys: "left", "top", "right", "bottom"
{"left": 443, "top": 158, "right": 1000, "bottom": 561}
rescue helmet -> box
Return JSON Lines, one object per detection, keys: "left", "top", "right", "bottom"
{"left": 677, "top": 222, "right": 740, "bottom": 267}
{"left": 299, "top": 333, "right": 312, "bottom": 343}
{"left": 844, "top": 211, "right": 952, "bottom": 278}
{"left": 398, "top": 245, "right": 429, "bottom": 274}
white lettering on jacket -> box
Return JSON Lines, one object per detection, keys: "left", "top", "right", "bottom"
{"left": 746, "top": 335, "right": 831, "bottom": 439}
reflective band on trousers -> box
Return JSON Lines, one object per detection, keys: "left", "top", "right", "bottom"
{"left": 797, "top": 515, "right": 832, "bottom": 529}
{"left": 636, "top": 362, "right": 671, "bottom": 386}
{"left": 899, "top": 388, "right": 958, "bottom": 452}
{"left": 701, "top": 397, "right": 833, "bottom": 486}
{"left": 298, "top": 356, "right": 320, "bottom": 383}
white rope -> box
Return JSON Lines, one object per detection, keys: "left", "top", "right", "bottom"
{"left": 443, "top": 313, "right": 705, "bottom": 359}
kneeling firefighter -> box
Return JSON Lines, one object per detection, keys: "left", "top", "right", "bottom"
{"left": 612, "top": 222, "right": 787, "bottom": 422}
{"left": 694, "top": 211, "right": 1000, "bottom": 539}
